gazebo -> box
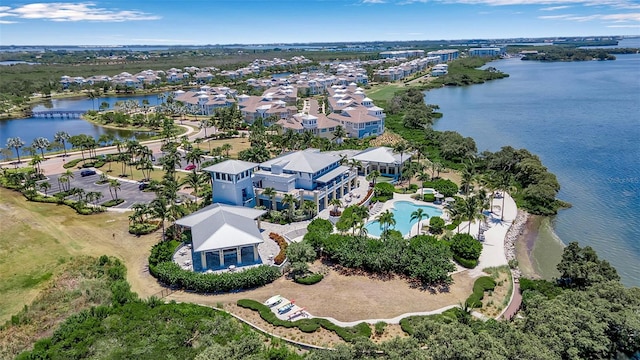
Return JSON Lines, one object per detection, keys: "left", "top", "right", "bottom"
{"left": 175, "top": 203, "right": 267, "bottom": 272}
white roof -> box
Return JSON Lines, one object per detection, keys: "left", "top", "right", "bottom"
{"left": 260, "top": 149, "right": 340, "bottom": 174}
{"left": 352, "top": 147, "right": 410, "bottom": 165}
{"left": 175, "top": 203, "right": 266, "bottom": 253}
{"left": 203, "top": 160, "right": 257, "bottom": 174}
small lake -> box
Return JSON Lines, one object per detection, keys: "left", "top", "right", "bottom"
{"left": 1, "top": 94, "right": 162, "bottom": 153}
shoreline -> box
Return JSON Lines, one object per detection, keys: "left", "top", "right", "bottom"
{"left": 509, "top": 212, "right": 565, "bottom": 280}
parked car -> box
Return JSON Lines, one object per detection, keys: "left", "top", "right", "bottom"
{"left": 138, "top": 182, "right": 149, "bottom": 191}
{"left": 185, "top": 164, "right": 196, "bottom": 171}
{"left": 80, "top": 169, "right": 97, "bottom": 177}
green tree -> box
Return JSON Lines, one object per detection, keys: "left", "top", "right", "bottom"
{"left": 450, "top": 233, "right": 482, "bottom": 260}
{"left": 556, "top": 242, "right": 620, "bottom": 288}
{"left": 410, "top": 208, "right": 429, "bottom": 236}
{"left": 262, "top": 187, "right": 277, "bottom": 212}
{"left": 376, "top": 209, "right": 396, "bottom": 238}
{"left": 6, "top": 137, "right": 25, "bottom": 163}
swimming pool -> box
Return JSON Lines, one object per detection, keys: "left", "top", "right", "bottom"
{"left": 365, "top": 201, "right": 443, "bottom": 238}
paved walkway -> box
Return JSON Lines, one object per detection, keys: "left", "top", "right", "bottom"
{"left": 500, "top": 281, "right": 522, "bottom": 320}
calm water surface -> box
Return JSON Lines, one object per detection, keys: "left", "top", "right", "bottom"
{"left": 428, "top": 54, "right": 640, "bottom": 287}
{"left": 0, "top": 94, "right": 161, "bottom": 152}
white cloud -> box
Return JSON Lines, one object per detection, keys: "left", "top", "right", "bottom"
{"left": 394, "top": 0, "right": 640, "bottom": 10}
{"left": 539, "top": 12, "right": 640, "bottom": 22}
{"left": 362, "top": 0, "right": 386, "bottom": 3}
{"left": 0, "top": 20, "right": 17, "bottom": 24}
{"left": 606, "top": 24, "right": 640, "bottom": 27}
{"left": 0, "top": 2, "right": 160, "bottom": 23}
{"left": 540, "top": 5, "right": 572, "bottom": 11}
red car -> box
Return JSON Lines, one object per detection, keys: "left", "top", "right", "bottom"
{"left": 185, "top": 164, "right": 196, "bottom": 171}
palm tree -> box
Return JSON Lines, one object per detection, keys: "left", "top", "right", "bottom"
{"left": 497, "top": 172, "right": 513, "bottom": 221}
{"left": 282, "top": 193, "right": 297, "bottom": 222}
{"left": 332, "top": 125, "right": 346, "bottom": 144}
{"left": 186, "top": 147, "right": 205, "bottom": 170}
{"left": 302, "top": 200, "right": 316, "bottom": 219}
{"left": 262, "top": 187, "right": 277, "bottom": 212}
{"left": 182, "top": 170, "right": 208, "bottom": 199}
{"left": 29, "top": 154, "right": 44, "bottom": 175}
{"left": 460, "top": 164, "right": 475, "bottom": 195}
{"left": 329, "top": 197, "right": 342, "bottom": 215}
{"left": 88, "top": 90, "right": 97, "bottom": 110}
{"left": 393, "top": 141, "right": 408, "bottom": 184}
{"left": 221, "top": 143, "right": 232, "bottom": 158}
{"left": 6, "top": 137, "right": 25, "bottom": 163}
{"left": 410, "top": 208, "right": 429, "bottom": 236}
{"left": 347, "top": 159, "right": 362, "bottom": 177}
{"left": 366, "top": 170, "right": 381, "bottom": 187}
{"left": 376, "top": 209, "right": 396, "bottom": 238}
{"left": 32, "top": 137, "right": 50, "bottom": 158}
{"left": 416, "top": 171, "right": 431, "bottom": 197}
{"left": 458, "top": 195, "right": 484, "bottom": 235}
{"left": 150, "top": 197, "right": 170, "bottom": 240}
{"left": 108, "top": 179, "right": 121, "bottom": 200}
{"left": 38, "top": 181, "right": 51, "bottom": 195}
{"left": 63, "top": 169, "right": 74, "bottom": 191}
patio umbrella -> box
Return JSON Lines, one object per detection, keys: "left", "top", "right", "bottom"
{"left": 435, "top": 193, "right": 444, "bottom": 199}
{"left": 445, "top": 197, "right": 455, "bottom": 202}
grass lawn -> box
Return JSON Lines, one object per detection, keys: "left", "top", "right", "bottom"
{"left": 0, "top": 188, "right": 163, "bottom": 323}
{"left": 367, "top": 83, "right": 404, "bottom": 102}
{"left": 194, "top": 137, "right": 252, "bottom": 158}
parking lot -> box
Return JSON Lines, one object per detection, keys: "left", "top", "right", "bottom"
{"left": 45, "top": 169, "right": 157, "bottom": 209}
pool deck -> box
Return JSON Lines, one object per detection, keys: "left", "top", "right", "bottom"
{"left": 368, "top": 189, "right": 518, "bottom": 277}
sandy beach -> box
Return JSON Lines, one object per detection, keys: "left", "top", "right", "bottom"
{"left": 513, "top": 214, "right": 564, "bottom": 280}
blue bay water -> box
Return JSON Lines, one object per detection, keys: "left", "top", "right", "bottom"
{"left": 428, "top": 54, "right": 640, "bottom": 287}
{"left": 0, "top": 94, "right": 161, "bottom": 151}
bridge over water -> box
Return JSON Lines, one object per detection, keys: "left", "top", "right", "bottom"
{"left": 31, "top": 110, "right": 86, "bottom": 118}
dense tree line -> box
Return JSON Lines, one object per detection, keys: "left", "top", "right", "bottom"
{"left": 520, "top": 46, "right": 617, "bottom": 61}
{"left": 305, "top": 219, "right": 455, "bottom": 285}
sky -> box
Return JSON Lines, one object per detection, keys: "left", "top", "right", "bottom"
{"left": 0, "top": 0, "right": 639, "bottom": 45}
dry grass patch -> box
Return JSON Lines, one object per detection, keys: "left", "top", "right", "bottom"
{"left": 371, "top": 324, "right": 409, "bottom": 344}
{"left": 369, "top": 132, "right": 405, "bottom": 147}
{"left": 0, "top": 188, "right": 163, "bottom": 323}
{"left": 477, "top": 266, "right": 513, "bottom": 318}
{"left": 167, "top": 263, "right": 475, "bottom": 323}
{"left": 195, "top": 137, "right": 252, "bottom": 158}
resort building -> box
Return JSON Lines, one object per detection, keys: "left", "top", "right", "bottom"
{"left": 350, "top": 146, "right": 412, "bottom": 178}
{"left": 175, "top": 203, "right": 266, "bottom": 272}
{"left": 253, "top": 149, "right": 357, "bottom": 212}
{"left": 379, "top": 50, "right": 425, "bottom": 59}
{"left": 173, "top": 86, "right": 237, "bottom": 116}
{"left": 237, "top": 88, "right": 298, "bottom": 124}
{"left": 427, "top": 49, "right": 460, "bottom": 62}
{"left": 326, "top": 84, "right": 385, "bottom": 139}
{"left": 431, "top": 64, "right": 449, "bottom": 76}
{"left": 203, "top": 160, "right": 258, "bottom": 208}
{"left": 469, "top": 47, "right": 505, "bottom": 57}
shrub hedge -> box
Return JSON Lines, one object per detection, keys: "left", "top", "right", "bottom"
{"left": 148, "top": 240, "right": 281, "bottom": 293}
{"left": 129, "top": 222, "right": 160, "bottom": 235}
{"left": 423, "top": 193, "right": 436, "bottom": 202}
{"left": 269, "top": 232, "right": 288, "bottom": 265}
{"left": 63, "top": 158, "right": 83, "bottom": 169}
{"left": 152, "top": 262, "right": 281, "bottom": 293}
{"left": 465, "top": 276, "right": 496, "bottom": 308}
{"left": 236, "top": 299, "right": 371, "bottom": 341}
{"left": 294, "top": 273, "right": 323, "bottom": 285}
{"left": 453, "top": 254, "right": 478, "bottom": 269}
{"left": 102, "top": 199, "right": 125, "bottom": 207}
